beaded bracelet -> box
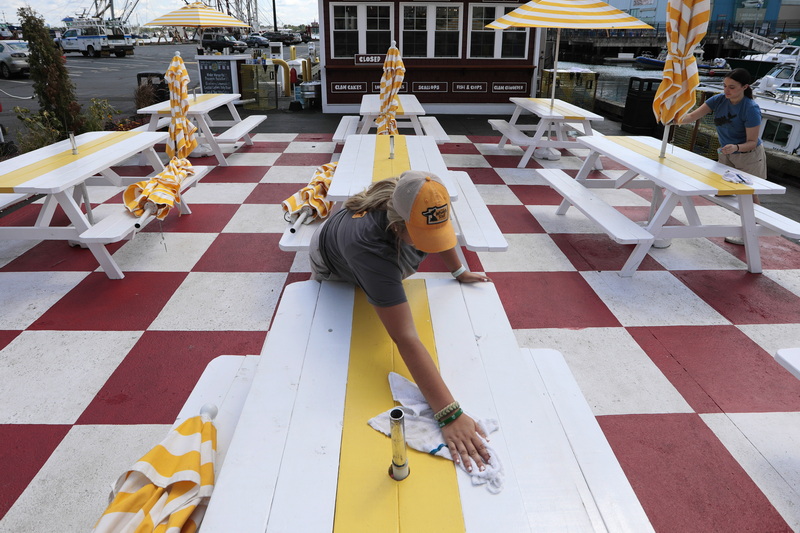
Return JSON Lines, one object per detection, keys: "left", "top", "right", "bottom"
{"left": 434, "top": 401, "right": 460, "bottom": 421}
{"left": 438, "top": 408, "right": 463, "bottom": 428}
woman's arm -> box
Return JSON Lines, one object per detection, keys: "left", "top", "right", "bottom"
{"left": 373, "top": 301, "right": 492, "bottom": 471}
{"left": 678, "top": 102, "right": 712, "bottom": 125}
{"left": 437, "top": 247, "right": 492, "bottom": 283}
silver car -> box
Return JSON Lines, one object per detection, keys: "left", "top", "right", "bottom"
{"left": 0, "top": 40, "right": 29, "bottom": 79}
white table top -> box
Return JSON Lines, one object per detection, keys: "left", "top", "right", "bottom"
{"left": 578, "top": 135, "right": 785, "bottom": 196}
{"left": 137, "top": 93, "right": 240, "bottom": 116}
{"left": 510, "top": 97, "right": 603, "bottom": 121}
{"left": 329, "top": 134, "right": 455, "bottom": 201}
{"left": 0, "top": 131, "right": 169, "bottom": 195}
{"left": 360, "top": 94, "right": 425, "bottom": 117}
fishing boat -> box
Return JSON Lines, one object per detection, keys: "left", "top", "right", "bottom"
{"left": 726, "top": 41, "right": 800, "bottom": 80}
{"left": 753, "top": 61, "right": 800, "bottom": 98}
{"left": 634, "top": 46, "right": 722, "bottom": 73}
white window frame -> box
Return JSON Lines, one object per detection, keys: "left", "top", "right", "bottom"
{"left": 329, "top": 3, "right": 394, "bottom": 58}
{"left": 467, "top": 4, "right": 529, "bottom": 60}
{"left": 399, "top": 3, "right": 463, "bottom": 59}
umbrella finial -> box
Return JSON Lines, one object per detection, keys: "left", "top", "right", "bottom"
{"left": 175, "top": 51, "right": 181, "bottom": 57}
{"left": 391, "top": 40, "right": 396, "bottom": 47}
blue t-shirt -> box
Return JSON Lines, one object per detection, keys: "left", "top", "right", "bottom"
{"left": 705, "top": 93, "right": 762, "bottom": 150}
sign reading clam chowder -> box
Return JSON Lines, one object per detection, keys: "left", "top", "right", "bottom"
{"left": 492, "top": 82, "right": 528, "bottom": 93}
{"left": 453, "top": 82, "right": 488, "bottom": 92}
{"left": 411, "top": 82, "right": 447, "bottom": 93}
{"left": 330, "top": 82, "right": 368, "bottom": 93}
{"left": 355, "top": 54, "right": 385, "bottom": 65}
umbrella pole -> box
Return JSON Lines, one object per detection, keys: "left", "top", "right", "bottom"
{"left": 135, "top": 203, "right": 156, "bottom": 229}
{"left": 659, "top": 124, "right": 671, "bottom": 158}
{"left": 289, "top": 210, "right": 310, "bottom": 233}
{"left": 550, "top": 28, "right": 561, "bottom": 107}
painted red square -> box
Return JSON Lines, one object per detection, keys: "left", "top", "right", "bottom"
{"left": 629, "top": 325, "right": 800, "bottom": 413}
{"left": 675, "top": 270, "right": 800, "bottom": 324}
{"left": 0, "top": 240, "right": 124, "bottom": 273}
{"left": 417, "top": 249, "right": 483, "bottom": 274}
{"left": 599, "top": 413, "right": 791, "bottom": 532}
{"left": 509, "top": 184, "right": 568, "bottom": 205}
{"left": 77, "top": 331, "right": 266, "bottom": 425}
{"left": 28, "top": 272, "right": 187, "bottom": 331}
{"left": 296, "top": 133, "right": 334, "bottom": 142}
{"left": 274, "top": 153, "right": 333, "bottom": 166}
{"left": 0, "top": 424, "right": 70, "bottom": 519}
{"left": 204, "top": 165, "right": 270, "bottom": 183}
{"left": 490, "top": 271, "right": 620, "bottom": 329}
{"left": 467, "top": 135, "right": 502, "bottom": 144}
{"left": 140, "top": 204, "right": 239, "bottom": 234}
{"left": 487, "top": 205, "right": 544, "bottom": 233}
{"left": 193, "top": 233, "right": 295, "bottom": 272}
{"left": 711, "top": 236, "right": 800, "bottom": 270}
{"left": 450, "top": 167, "right": 504, "bottom": 185}
{"left": 550, "top": 233, "right": 665, "bottom": 272}
{"left": 244, "top": 182, "right": 307, "bottom": 204}
{"left": 437, "top": 142, "right": 481, "bottom": 155}
{"left": 109, "top": 165, "right": 160, "bottom": 176}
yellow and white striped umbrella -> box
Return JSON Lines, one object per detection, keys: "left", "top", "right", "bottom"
{"left": 488, "top": 0, "right": 652, "bottom": 103}
{"left": 92, "top": 414, "right": 216, "bottom": 533}
{"left": 282, "top": 162, "right": 337, "bottom": 228}
{"left": 376, "top": 43, "right": 406, "bottom": 135}
{"left": 143, "top": 2, "right": 249, "bottom": 28}
{"left": 165, "top": 53, "right": 198, "bottom": 160}
{"left": 124, "top": 158, "right": 195, "bottom": 220}
{"left": 652, "top": 0, "right": 710, "bottom": 126}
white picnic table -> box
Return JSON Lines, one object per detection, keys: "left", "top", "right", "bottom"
{"left": 137, "top": 93, "right": 265, "bottom": 166}
{"left": 358, "top": 94, "right": 426, "bottom": 134}
{"left": 490, "top": 97, "right": 604, "bottom": 168}
{"left": 564, "top": 135, "right": 789, "bottom": 275}
{"left": 187, "top": 279, "right": 653, "bottom": 532}
{"left": 0, "top": 131, "right": 168, "bottom": 278}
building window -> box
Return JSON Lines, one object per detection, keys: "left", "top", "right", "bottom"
{"left": 401, "top": 4, "right": 462, "bottom": 58}
{"left": 468, "top": 5, "right": 527, "bottom": 59}
{"left": 331, "top": 4, "right": 393, "bottom": 58}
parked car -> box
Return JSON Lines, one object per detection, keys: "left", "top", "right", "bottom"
{"left": 244, "top": 35, "right": 270, "bottom": 48}
{"left": 260, "top": 31, "right": 292, "bottom": 44}
{"left": 201, "top": 33, "right": 247, "bottom": 53}
{"left": 0, "top": 40, "right": 29, "bottom": 79}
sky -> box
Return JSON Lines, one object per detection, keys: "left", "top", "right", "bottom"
{"left": 2, "top": 0, "right": 320, "bottom": 30}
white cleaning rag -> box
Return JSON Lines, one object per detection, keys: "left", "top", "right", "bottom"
{"left": 368, "top": 372, "right": 504, "bottom": 493}
{"left": 722, "top": 169, "right": 753, "bottom": 185}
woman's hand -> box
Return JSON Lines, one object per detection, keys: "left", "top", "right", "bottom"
{"left": 720, "top": 143, "right": 738, "bottom": 155}
{"left": 442, "top": 413, "right": 491, "bottom": 472}
{"left": 456, "top": 271, "right": 492, "bottom": 283}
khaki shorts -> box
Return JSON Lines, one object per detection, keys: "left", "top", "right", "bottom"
{"left": 718, "top": 144, "right": 767, "bottom": 180}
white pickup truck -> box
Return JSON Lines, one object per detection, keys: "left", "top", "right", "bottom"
{"left": 56, "top": 17, "right": 134, "bottom": 58}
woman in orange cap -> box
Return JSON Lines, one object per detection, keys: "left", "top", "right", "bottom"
{"left": 309, "top": 170, "right": 493, "bottom": 472}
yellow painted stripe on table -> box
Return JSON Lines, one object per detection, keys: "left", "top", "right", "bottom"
{"left": 334, "top": 279, "right": 465, "bottom": 533}
{"left": 609, "top": 136, "right": 755, "bottom": 196}
{"left": 394, "top": 96, "right": 405, "bottom": 115}
{"left": 528, "top": 98, "right": 585, "bottom": 120}
{"left": 0, "top": 131, "right": 141, "bottom": 193}
{"left": 372, "top": 134, "right": 411, "bottom": 182}
{"left": 155, "top": 92, "right": 219, "bottom": 114}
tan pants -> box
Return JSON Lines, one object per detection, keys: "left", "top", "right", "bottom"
{"left": 718, "top": 144, "right": 768, "bottom": 180}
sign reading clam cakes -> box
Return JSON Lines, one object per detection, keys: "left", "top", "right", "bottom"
{"left": 199, "top": 59, "right": 234, "bottom": 94}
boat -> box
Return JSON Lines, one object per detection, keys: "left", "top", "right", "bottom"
{"left": 603, "top": 52, "right": 636, "bottom": 65}
{"left": 752, "top": 61, "right": 800, "bottom": 98}
{"left": 726, "top": 41, "right": 800, "bottom": 80}
{"left": 634, "top": 47, "right": 723, "bottom": 74}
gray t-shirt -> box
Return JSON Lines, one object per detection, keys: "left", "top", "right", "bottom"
{"left": 316, "top": 209, "right": 426, "bottom": 307}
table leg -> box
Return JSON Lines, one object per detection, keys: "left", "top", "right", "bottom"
{"left": 582, "top": 121, "right": 603, "bottom": 170}
{"left": 410, "top": 116, "right": 423, "bottom": 136}
{"left": 737, "top": 195, "right": 762, "bottom": 273}
{"left": 518, "top": 121, "right": 550, "bottom": 168}
{"left": 498, "top": 107, "right": 524, "bottom": 148}
{"left": 195, "top": 115, "right": 228, "bottom": 166}
{"left": 618, "top": 192, "right": 680, "bottom": 276}
{"left": 359, "top": 114, "right": 375, "bottom": 134}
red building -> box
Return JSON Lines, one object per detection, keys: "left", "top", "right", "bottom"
{"left": 317, "top": 1, "right": 541, "bottom": 113}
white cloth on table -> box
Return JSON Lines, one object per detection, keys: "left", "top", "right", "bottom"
{"left": 368, "top": 372, "right": 504, "bottom": 493}
{"left": 722, "top": 169, "right": 753, "bottom": 185}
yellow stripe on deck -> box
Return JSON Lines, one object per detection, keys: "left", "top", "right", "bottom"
{"left": 609, "top": 136, "right": 755, "bottom": 196}
{"left": 334, "top": 279, "right": 465, "bottom": 533}
{"left": 0, "top": 131, "right": 142, "bottom": 193}
{"left": 155, "top": 92, "right": 220, "bottom": 114}
{"left": 372, "top": 134, "right": 411, "bottom": 182}
{"left": 527, "top": 98, "right": 585, "bottom": 120}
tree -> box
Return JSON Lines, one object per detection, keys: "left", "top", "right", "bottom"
{"left": 18, "top": 7, "right": 84, "bottom": 136}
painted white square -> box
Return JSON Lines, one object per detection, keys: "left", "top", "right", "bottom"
{"left": 0, "top": 330, "right": 141, "bottom": 424}
{"left": 284, "top": 141, "right": 337, "bottom": 153}
{"left": 737, "top": 323, "right": 800, "bottom": 358}
{"left": 765, "top": 269, "right": 800, "bottom": 298}
{"left": 262, "top": 165, "right": 321, "bottom": 183}
{"left": 496, "top": 167, "right": 546, "bottom": 186}
{"left": 649, "top": 237, "right": 748, "bottom": 270}
{"left": 475, "top": 184, "right": 521, "bottom": 205}
{"left": 528, "top": 205, "right": 608, "bottom": 234}
{"left": 182, "top": 182, "right": 258, "bottom": 204}
{"left": 515, "top": 327, "right": 693, "bottom": 416}
{"left": 442, "top": 154, "right": 491, "bottom": 168}
{"left": 0, "top": 272, "right": 88, "bottom": 329}
{"left": 477, "top": 233, "right": 575, "bottom": 272}
{"left": 111, "top": 232, "right": 217, "bottom": 272}
{"left": 474, "top": 142, "right": 523, "bottom": 156}
{"left": 223, "top": 204, "right": 287, "bottom": 233}
{"left": 223, "top": 152, "right": 280, "bottom": 166}
{"left": 582, "top": 270, "right": 730, "bottom": 327}
{"left": 149, "top": 272, "right": 287, "bottom": 331}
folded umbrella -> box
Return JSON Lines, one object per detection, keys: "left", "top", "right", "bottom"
{"left": 92, "top": 411, "right": 217, "bottom": 532}
{"left": 282, "top": 161, "right": 337, "bottom": 232}
{"left": 376, "top": 42, "right": 406, "bottom": 136}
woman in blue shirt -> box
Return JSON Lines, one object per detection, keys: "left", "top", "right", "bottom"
{"left": 678, "top": 68, "right": 766, "bottom": 243}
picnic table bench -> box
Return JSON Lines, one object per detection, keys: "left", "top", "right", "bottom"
{"left": 174, "top": 279, "right": 653, "bottom": 532}
{"left": 333, "top": 115, "right": 450, "bottom": 144}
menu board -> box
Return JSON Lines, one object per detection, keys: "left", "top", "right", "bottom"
{"left": 198, "top": 59, "right": 234, "bottom": 94}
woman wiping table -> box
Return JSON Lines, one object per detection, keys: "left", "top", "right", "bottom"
{"left": 309, "top": 170, "right": 493, "bottom": 472}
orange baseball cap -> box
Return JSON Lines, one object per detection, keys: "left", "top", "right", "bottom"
{"left": 392, "top": 171, "right": 457, "bottom": 253}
